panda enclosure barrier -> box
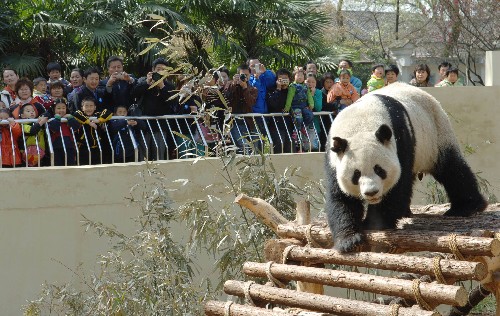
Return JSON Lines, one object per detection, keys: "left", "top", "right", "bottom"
{"left": 204, "top": 194, "right": 500, "bottom": 316}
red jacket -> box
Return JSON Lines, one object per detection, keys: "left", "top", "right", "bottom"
{"left": 1, "top": 122, "right": 22, "bottom": 166}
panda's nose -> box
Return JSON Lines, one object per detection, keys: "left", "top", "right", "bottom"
{"left": 365, "top": 190, "right": 379, "bottom": 197}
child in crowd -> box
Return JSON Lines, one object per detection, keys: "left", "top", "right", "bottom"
{"left": 49, "top": 81, "right": 66, "bottom": 99}
{"left": 48, "top": 98, "right": 81, "bottom": 166}
{"left": 33, "top": 77, "right": 53, "bottom": 110}
{"left": 0, "top": 108, "right": 22, "bottom": 167}
{"left": 327, "top": 69, "right": 359, "bottom": 112}
{"left": 320, "top": 73, "right": 336, "bottom": 112}
{"left": 109, "top": 105, "right": 145, "bottom": 163}
{"left": 367, "top": 64, "right": 385, "bottom": 92}
{"left": 73, "top": 96, "right": 112, "bottom": 165}
{"left": 46, "top": 62, "right": 70, "bottom": 91}
{"left": 305, "top": 74, "right": 322, "bottom": 151}
{"left": 409, "top": 64, "right": 432, "bottom": 87}
{"left": 284, "top": 68, "right": 315, "bottom": 150}
{"left": 385, "top": 64, "right": 400, "bottom": 85}
{"left": 435, "top": 68, "right": 464, "bottom": 87}
{"left": 18, "top": 103, "right": 49, "bottom": 167}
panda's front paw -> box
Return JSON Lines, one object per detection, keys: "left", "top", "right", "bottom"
{"left": 334, "top": 232, "right": 365, "bottom": 253}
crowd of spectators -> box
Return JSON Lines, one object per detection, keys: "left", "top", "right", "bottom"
{"left": 0, "top": 57, "right": 463, "bottom": 167}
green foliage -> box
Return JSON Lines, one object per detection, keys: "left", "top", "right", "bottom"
{"left": 1, "top": 0, "right": 335, "bottom": 78}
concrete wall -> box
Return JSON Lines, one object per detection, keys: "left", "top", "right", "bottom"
{"left": 1, "top": 86, "right": 500, "bottom": 314}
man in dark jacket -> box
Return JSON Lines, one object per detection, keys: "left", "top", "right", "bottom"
{"left": 266, "top": 68, "right": 294, "bottom": 153}
{"left": 101, "top": 56, "right": 135, "bottom": 112}
{"left": 227, "top": 64, "right": 258, "bottom": 154}
{"left": 131, "top": 58, "right": 177, "bottom": 161}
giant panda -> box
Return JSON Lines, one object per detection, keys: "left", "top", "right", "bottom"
{"left": 325, "top": 82, "right": 487, "bottom": 253}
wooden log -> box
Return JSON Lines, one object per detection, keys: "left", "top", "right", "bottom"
{"left": 224, "top": 280, "right": 440, "bottom": 316}
{"left": 295, "top": 200, "right": 324, "bottom": 295}
{"left": 204, "top": 300, "right": 288, "bottom": 316}
{"left": 276, "top": 245, "right": 487, "bottom": 281}
{"left": 276, "top": 223, "right": 500, "bottom": 257}
{"left": 234, "top": 193, "right": 288, "bottom": 234}
{"left": 242, "top": 262, "right": 468, "bottom": 307}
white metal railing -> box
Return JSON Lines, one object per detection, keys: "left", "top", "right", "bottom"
{"left": 0, "top": 112, "right": 335, "bottom": 168}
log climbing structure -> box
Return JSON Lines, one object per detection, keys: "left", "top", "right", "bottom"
{"left": 205, "top": 195, "right": 500, "bottom": 316}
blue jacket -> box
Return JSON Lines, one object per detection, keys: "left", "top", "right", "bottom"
{"left": 249, "top": 70, "right": 276, "bottom": 113}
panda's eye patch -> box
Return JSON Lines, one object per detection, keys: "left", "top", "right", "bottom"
{"left": 352, "top": 169, "right": 361, "bottom": 185}
{"left": 374, "top": 164, "right": 387, "bottom": 179}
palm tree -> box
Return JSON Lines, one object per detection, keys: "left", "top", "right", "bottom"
{"left": 0, "top": 0, "right": 184, "bottom": 77}
{"left": 171, "top": 0, "right": 331, "bottom": 69}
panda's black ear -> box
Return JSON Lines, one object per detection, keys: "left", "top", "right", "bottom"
{"left": 331, "top": 137, "right": 348, "bottom": 154}
{"left": 375, "top": 124, "right": 392, "bottom": 144}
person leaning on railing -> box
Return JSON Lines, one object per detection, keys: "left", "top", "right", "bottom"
{"left": 131, "top": 57, "right": 177, "bottom": 161}
{"left": 0, "top": 108, "right": 22, "bottom": 167}
{"left": 266, "top": 68, "right": 295, "bottom": 153}
{"left": 227, "top": 64, "right": 258, "bottom": 153}
{"left": 47, "top": 98, "right": 81, "bottom": 166}
{"left": 73, "top": 96, "right": 112, "bottom": 165}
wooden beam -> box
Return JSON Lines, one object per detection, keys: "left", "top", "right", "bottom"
{"left": 242, "top": 262, "right": 467, "bottom": 307}
{"left": 224, "top": 280, "right": 440, "bottom": 316}
{"left": 273, "top": 244, "right": 487, "bottom": 281}
{"left": 204, "top": 300, "right": 289, "bottom": 316}
{"left": 277, "top": 224, "right": 500, "bottom": 257}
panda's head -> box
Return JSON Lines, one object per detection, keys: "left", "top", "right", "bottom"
{"left": 331, "top": 124, "right": 401, "bottom": 204}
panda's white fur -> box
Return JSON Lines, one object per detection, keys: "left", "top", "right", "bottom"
{"left": 325, "top": 82, "right": 487, "bottom": 253}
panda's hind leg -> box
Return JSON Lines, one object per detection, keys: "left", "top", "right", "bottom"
{"left": 432, "top": 146, "right": 487, "bottom": 217}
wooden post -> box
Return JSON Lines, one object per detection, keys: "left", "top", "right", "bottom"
{"left": 295, "top": 200, "right": 324, "bottom": 295}
{"left": 224, "top": 280, "right": 440, "bottom": 316}
{"left": 234, "top": 193, "right": 288, "bottom": 234}
{"left": 242, "top": 262, "right": 468, "bottom": 307}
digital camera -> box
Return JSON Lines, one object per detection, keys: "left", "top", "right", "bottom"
{"left": 239, "top": 74, "right": 247, "bottom": 81}
{"left": 152, "top": 72, "right": 162, "bottom": 81}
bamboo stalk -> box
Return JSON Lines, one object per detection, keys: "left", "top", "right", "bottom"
{"left": 273, "top": 244, "right": 487, "bottom": 281}
{"left": 204, "top": 300, "right": 288, "bottom": 316}
{"left": 224, "top": 280, "right": 440, "bottom": 316}
{"left": 234, "top": 193, "right": 288, "bottom": 234}
{"left": 242, "top": 262, "right": 467, "bottom": 307}
{"left": 276, "top": 224, "right": 500, "bottom": 257}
